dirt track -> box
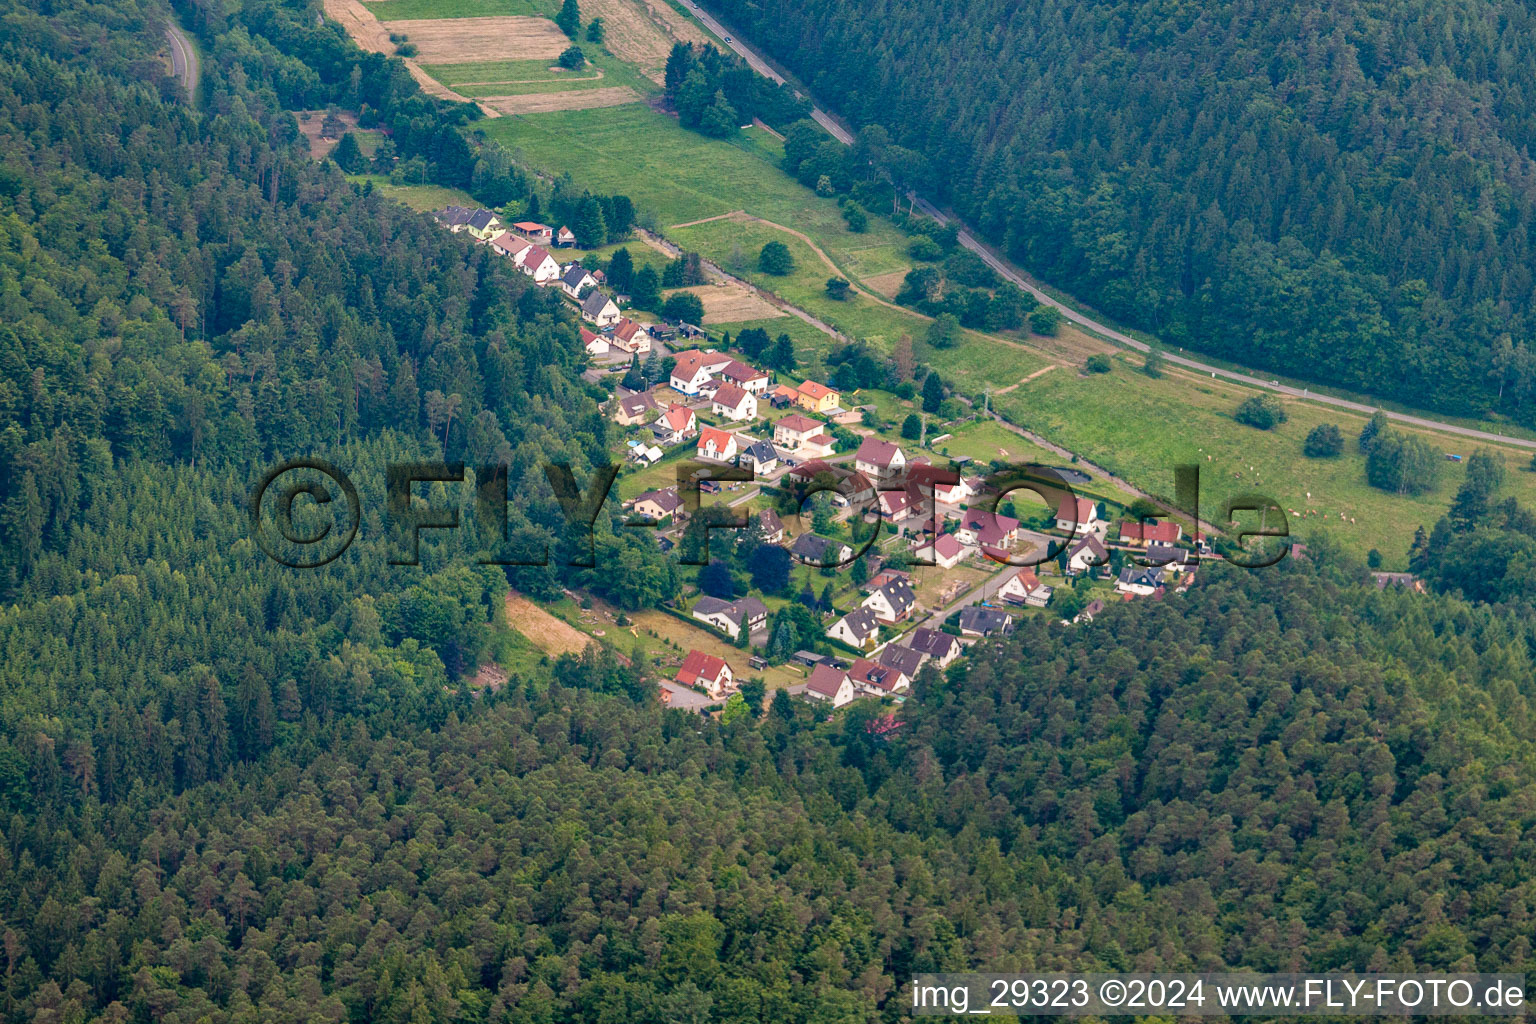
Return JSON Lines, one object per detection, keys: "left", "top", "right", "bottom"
{"left": 479, "top": 86, "right": 641, "bottom": 113}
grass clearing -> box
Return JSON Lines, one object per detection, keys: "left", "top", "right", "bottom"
{"left": 344, "top": 174, "right": 477, "bottom": 210}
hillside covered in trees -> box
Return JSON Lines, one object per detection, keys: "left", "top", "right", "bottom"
{"left": 704, "top": 0, "right": 1536, "bottom": 421}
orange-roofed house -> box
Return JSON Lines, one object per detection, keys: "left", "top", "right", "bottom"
{"left": 697, "top": 426, "right": 738, "bottom": 463}
{"left": 610, "top": 318, "right": 653, "bottom": 355}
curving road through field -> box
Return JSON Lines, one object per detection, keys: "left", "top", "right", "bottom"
{"left": 165, "top": 21, "right": 199, "bottom": 100}
{"left": 686, "top": 1, "right": 1535, "bottom": 451}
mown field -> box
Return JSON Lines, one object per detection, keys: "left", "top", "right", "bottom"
{"left": 422, "top": 49, "right": 656, "bottom": 97}
{"left": 363, "top": 0, "right": 551, "bottom": 19}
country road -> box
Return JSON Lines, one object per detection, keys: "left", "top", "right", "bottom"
{"left": 165, "top": 21, "right": 199, "bottom": 99}
{"left": 686, "top": 1, "right": 1536, "bottom": 452}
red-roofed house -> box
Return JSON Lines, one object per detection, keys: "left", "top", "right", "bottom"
{"left": 719, "top": 360, "right": 770, "bottom": 394}
{"left": 488, "top": 231, "right": 532, "bottom": 261}
{"left": 676, "top": 650, "right": 734, "bottom": 698}
{"left": 1054, "top": 495, "right": 1106, "bottom": 536}
{"left": 854, "top": 437, "right": 906, "bottom": 482}
{"left": 580, "top": 327, "right": 610, "bottom": 357}
{"left": 848, "top": 658, "right": 909, "bottom": 696}
{"left": 711, "top": 383, "right": 758, "bottom": 421}
{"left": 912, "top": 531, "right": 967, "bottom": 569}
{"left": 958, "top": 507, "right": 1020, "bottom": 549}
{"left": 804, "top": 663, "right": 855, "bottom": 707}
{"left": 997, "top": 568, "right": 1054, "bottom": 607}
{"left": 1117, "top": 519, "right": 1184, "bottom": 547}
{"left": 670, "top": 349, "right": 735, "bottom": 394}
{"left": 878, "top": 488, "right": 916, "bottom": 522}
{"left": 516, "top": 245, "right": 561, "bottom": 283}
{"left": 697, "top": 426, "right": 738, "bottom": 463}
{"left": 610, "top": 318, "right": 652, "bottom": 355}
{"left": 654, "top": 404, "right": 698, "bottom": 444}
{"left": 554, "top": 225, "right": 576, "bottom": 247}
{"left": 794, "top": 379, "right": 841, "bottom": 413}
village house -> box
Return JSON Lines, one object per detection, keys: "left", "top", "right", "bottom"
{"left": 877, "top": 643, "right": 925, "bottom": 679}
{"left": 862, "top": 579, "right": 918, "bottom": 624}
{"left": 675, "top": 650, "right": 735, "bottom": 698}
{"left": 1074, "top": 598, "right": 1106, "bottom": 624}
{"left": 629, "top": 487, "right": 685, "bottom": 522}
{"left": 1144, "top": 543, "right": 1190, "bottom": 568}
{"left": 560, "top": 264, "right": 598, "bottom": 299}
{"left": 848, "top": 658, "right": 909, "bottom": 697}
{"left": 628, "top": 443, "right": 664, "bottom": 466}
{"left": 791, "top": 534, "right": 852, "bottom": 566}
{"left": 609, "top": 318, "right": 653, "bottom": 354}
{"left": 786, "top": 460, "right": 874, "bottom": 502}
{"left": 670, "top": 350, "right": 735, "bottom": 395}
{"left": 1118, "top": 518, "right": 1184, "bottom": 547}
{"left": 516, "top": 244, "right": 561, "bottom": 283}
{"left": 804, "top": 663, "right": 856, "bottom": 707}
{"left": 697, "top": 426, "right": 738, "bottom": 463}
{"left": 691, "top": 595, "right": 768, "bottom": 640}
{"left": 878, "top": 488, "right": 916, "bottom": 523}
{"left": 581, "top": 327, "right": 610, "bottom": 358}
{"left": 465, "top": 209, "right": 502, "bottom": 240}
{"left": 1116, "top": 565, "right": 1165, "bottom": 597}
{"left": 912, "top": 531, "right": 967, "bottom": 569}
{"left": 712, "top": 383, "right": 758, "bottom": 422}
{"left": 768, "top": 384, "right": 799, "bottom": 409}
{"left": 554, "top": 225, "right": 576, "bottom": 247}
{"left": 1055, "top": 495, "right": 1106, "bottom": 536}
{"left": 958, "top": 606, "right": 1015, "bottom": 637}
{"left": 757, "top": 509, "right": 785, "bottom": 544}
{"left": 827, "top": 606, "right": 881, "bottom": 650}
{"left": 773, "top": 413, "right": 826, "bottom": 453}
{"left": 1066, "top": 533, "right": 1110, "bottom": 575}
{"left": 433, "top": 205, "right": 475, "bottom": 232}
{"left": 719, "top": 360, "right": 770, "bottom": 394}
{"left": 794, "top": 379, "right": 842, "bottom": 414}
{"left": 511, "top": 221, "right": 553, "bottom": 243}
{"left": 738, "top": 440, "right": 780, "bottom": 477}
{"left": 997, "top": 568, "right": 1053, "bottom": 607}
{"left": 488, "top": 231, "right": 531, "bottom": 260}
{"left": 907, "top": 627, "right": 961, "bottom": 668}
{"left": 653, "top": 404, "right": 697, "bottom": 445}
{"left": 580, "top": 290, "right": 622, "bottom": 327}
{"left": 611, "top": 388, "right": 656, "bottom": 426}
{"left": 853, "top": 437, "right": 906, "bottom": 482}
{"left": 957, "top": 507, "right": 1020, "bottom": 549}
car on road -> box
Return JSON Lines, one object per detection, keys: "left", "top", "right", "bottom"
{"left": 725, "top": 35, "right": 732, "bottom": 41}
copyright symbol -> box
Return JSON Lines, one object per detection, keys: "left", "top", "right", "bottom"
{"left": 1100, "top": 980, "right": 1126, "bottom": 1007}
{"left": 249, "top": 458, "right": 360, "bottom": 568}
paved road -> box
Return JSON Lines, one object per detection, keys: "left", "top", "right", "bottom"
{"left": 686, "top": 1, "right": 1535, "bottom": 452}
{"left": 165, "top": 20, "right": 199, "bottom": 99}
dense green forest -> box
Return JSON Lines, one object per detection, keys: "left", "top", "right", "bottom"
{"left": 704, "top": 0, "right": 1536, "bottom": 420}
{"left": 5, "top": 0, "right": 1536, "bottom": 1019}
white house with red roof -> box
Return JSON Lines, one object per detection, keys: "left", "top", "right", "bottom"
{"left": 804, "top": 663, "right": 855, "bottom": 707}
{"left": 580, "top": 327, "right": 610, "bottom": 357}
{"left": 957, "top": 507, "right": 1020, "bottom": 549}
{"left": 711, "top": 383, "right": 758, "bottom": 422}
{"left": 697, "top": 426, "right": 737, "bottom": 462}
{"left": 488, "top": 231, "right": 532, "bottom": 261}
{"left": 1117, "top": 518, "right": 1184, "bottom": 547}
{"left": 1055, "top": 495, "right": 1106, "bottom": 536}
{"left": 516, "top": 245, "right": 561, "bottom": 283}
{"left": 675, "top": 650, "right": 734, "bottom": 698}
{"left": 670, "top": 349, "right": 735, "bottom": 394}
{"left": 719, "top": 360, "right": 770, "bottom": 394}
{"left": 848, "top": 658, "right": 909, "bottom": 697}
{"left": 912, "top": 531, "right": 967, "bottom": 569}
{"left": 998, "top": 568, "right": 1054, "bottom": 607}
{"left": 854, "top": 437, "right": 906, "bottom": 482}
{"left": 652, "top": 404, "right": 697, "bottom": 445}
{"left": 878, "top": 488, "right": 916, "bottom": 522}
{"left": 609, "top": 318, "right": 652, "bottom": 354}
{"left": 554, "top": 225, "right": 576, "bottom": 247}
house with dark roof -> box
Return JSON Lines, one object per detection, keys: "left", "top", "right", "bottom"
{"left": 560, "top": 264, "right": 597, "bottom": 298}
{"left": 1116, "top": 565, "right": 1165, "bottom": 597}
{"left": 691, "top": 595, "right": 769, "bottom": 640}
{"left": 861, "top": 579, "right": 917, "bottom": 624}
{"left": 630, "top": 488, "right": 685, "bottom": 522}
{"left": 877, "top": 644, "right": 925, "bottom": 680}
{"left": 827, "top": 607, "right": 880, "bottom": 650}
{"left": 611, "top": 387, "right": 657, "bottom": 426}
{"left": 579, "top": 289, "right": 621, "bottom": 326}
{"left": 1074, "top": 598, "right": 1106, "bottom": 624}
{"left": 906, "top": 627, "right": 961, "bottom": 668}
{"left": 804, "top": 663, "right": 855, "bottom": 707}
{"left": 958, "top": 606, "right": 1014, "bottom": 637}
{"left": 433, "top": 205, "right": 475, "bottom": 230}
{"left": 738, "top": 440, "right": 780, "bottom": 476}
{"left": 1066, "top": 533, "right": 1110, "bottom": 575}
{"left": 791, "top": 534, "right": 852, "bottom": 566}
{"left": 466, "top": 208, "right": 502, "bottom": 240}
{"left": 756, "top": 509, "right": 785, "bottom": 544}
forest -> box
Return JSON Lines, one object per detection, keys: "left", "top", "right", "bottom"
{"left": 4, "top": 0, "right": 1536, "bottom": 1019}
{"left": 701, "top": 0, "right": 1536, "bottom": 421}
